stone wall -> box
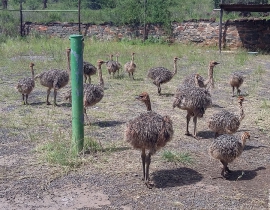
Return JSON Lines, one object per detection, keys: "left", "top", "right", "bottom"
{"left": 23, "top": 18, "right": 270, "bottom": 51}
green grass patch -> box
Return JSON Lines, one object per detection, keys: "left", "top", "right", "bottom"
{"left": 254, "top": 100, "right": 270, "bottom": 135}
{"left": 36, "top": 134, "right": 102, "bottom": 168}
{"left": 162, "top": 150, "right": 194, "bottom": 165}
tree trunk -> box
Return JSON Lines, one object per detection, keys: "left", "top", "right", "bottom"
{"left": 43, "top": 0, "right": 47, "bottom": 9}
{"left": 2, "top": 0, "right": 7, "bottom": 9}
{"left": 143, "top": 23, "right": 149, "bottom": 41}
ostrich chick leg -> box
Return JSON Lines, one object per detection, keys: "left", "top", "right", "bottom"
{"left": 53, "top": 89, "right": 59, "bottom": 106}
{"left": 237, "top": 88, "right": 241, "bottom": 96}
{"left": 145, "top": 152, "right": 153, "bottom": 188}
{"left": 141, "top": 149, "right": 146, "bottom": 181}
{"left": 46, "top": 88, "right": 52, "bottom": 105}
{"left": 84, "top": 107, "right": 91, "bottom": 125}
{"left": 157, "top": 85, "right": 161, "bottom": 95}
{"left": 22, "top": 94, "right": 25, "bottom": 105}
{"left": 220, "top": 160, "right": 229, "bottom": 179}
{"left": 185, "top": 113, "right": 191, "bottom": 136}
{"left": 193, "top": 116, "right": 198, "bottom": 137}
{"left": 153, "top": 80, "right": 161, "bottom": 95}
{"left": 25, "top": 94, "right": 29, "bottom": 105}
{"left": 232, "top": 87, "right": 235, "bottom": 97}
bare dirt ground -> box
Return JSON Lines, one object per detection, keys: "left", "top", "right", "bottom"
{"left": 0, "top": 52, "right": 270, "bottom": 210}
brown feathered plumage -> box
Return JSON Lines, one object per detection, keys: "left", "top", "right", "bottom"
{"left": 147, "top": 57, "right": 179, "bottom": 95}
{"left": 83, "top": 61, "right": 97, "bottom": 83}
{"left": 229, "top": 72, "right": 244, "bottom": 97}
{"left": 124, "top": 52, "right": 136, "bottom": 80}
{"left": 125, "top": 92, "right": 174, "bottom": 188}
{"left": 181, "top": 61, "right": 219, "bottom": 89}
{"left": 115, "top": 53, "right": 122, "bottom": 76}
{"left": 65, "top": 60, "right": 105, "bottom": 125}
{"left": 105, "top": 54, "right": 120, "bottom": 78}
{"left": 209, "top": 132, "right": 250, "bottom": 179}
{"left": 173, "top": 86, "right": 212, "bottom": 138}
{"left": 208, "top": 97, "right": 245, "bottom": 138}
{"left": 16, "top": 62, "right": 35, "bottom": 105}
{"left": 35, "top": 48, "right": 71, "bottom": 106}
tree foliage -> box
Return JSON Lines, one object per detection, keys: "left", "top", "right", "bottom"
{"left": 82, "top": 0, "right": 116, "bottom": 10}
{"left": 113, "top": 0, "right": 174, "bottom": 26}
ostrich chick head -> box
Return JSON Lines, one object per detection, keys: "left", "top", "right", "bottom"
{"left": 209, "top": 61, "right": 220, "bottom": 68}
{"left": 136, "top": 92, "right": 152, "bottom": 111}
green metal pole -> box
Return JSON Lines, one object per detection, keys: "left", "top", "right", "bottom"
{"left": 69, "top": 34, "right": 84, "bottom": 153}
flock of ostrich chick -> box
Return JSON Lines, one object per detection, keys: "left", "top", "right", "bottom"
{"left": 16, "top": 48, "right": 248, "bottom": 188}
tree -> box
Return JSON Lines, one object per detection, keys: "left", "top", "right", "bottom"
{"left": 114, "top": 0, "right": 173, "bottom": 25}
{"left": 80, "top": 0, "right": 116, "bottom": 9}
{"left": 114, "top": 0, "right": 174, "bottom": 40}
{"left": 114, "top": 0, "right": 142, "bottom": 25}
{"left": 213, "top": 0, "right": 220, "bottom": 9}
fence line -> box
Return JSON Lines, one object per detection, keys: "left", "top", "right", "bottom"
{"left": 21, "top": 10, "right": 78, "bottom": 12}
{"left": 0, "top": 1, "right": 80, "bottom": 36}
{"left": 17, "top": 8, "right": 81, "bottom": 36}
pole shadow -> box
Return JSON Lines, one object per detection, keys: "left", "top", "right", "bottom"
{"left": 92, "top": 120, "right": 125, "bottom": 128}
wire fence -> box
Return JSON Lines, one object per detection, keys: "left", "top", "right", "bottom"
{"left": 20, "top": 10, "right": 80, "bottom": 36}
{"left": 0, "top": 0, "right": 82, "bottom": 36}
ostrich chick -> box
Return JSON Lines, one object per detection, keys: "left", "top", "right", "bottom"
{"left": 105, "top": 54, "right": 119, "bottom": 78}
{"left": 124, "top": 52, "right": 137, "bottom": 80}
{"left": 209, "top": 132, "right": 250, "bottom": 179}
{"left": 64, "top": 59, "right": 105, "bottom": 125}
{"left": 229, "top": 72, "right": 244, "bottom": 97}
{"left": 16, "top": 62, "right": 35, "bottom": 105}
{"left": 208, "top": 96, "right": 245, "bottom": 138}
{"left": 147, "top": 57, "right": 179, "bottom": 95}
{"left": 182, "top": 61, "right": 220, "bottom": 89}
{"left": 83, "top": 61, "right": 97, "bottom": 83}
{"left": 35, "top": 48, "right": 71, "bottom": 106}
{"left": 115, "top": 53, "right": 122, "bottom": 76}
{"left": 173, "top": 86, "right": 212, "bottom": 138}
{"left": 125, "top": 92, "right": 174, "bottom": 188}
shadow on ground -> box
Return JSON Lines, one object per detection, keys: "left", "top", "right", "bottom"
{"left": 197, "top": 131, "right": 214, "bottom": 139}
{"left": 160, "top": 93, "right": 175, "bottom": 97}
{"left": 92, "top": 120, "right": 125, "bottom": 127}
{"left": 211, "top": 166, "right": 266, "bottom": 181}
{"left": 244, "top": 145, "right": 268, "bottom": 151}
{"left": 227, "top": 166, "right": 266, "bottom": 181}
{"left": 212, "top": 103, "right": 224, "bottom": 108}
{"left": 152, "top": 167, "right": 203, "bottom": 188}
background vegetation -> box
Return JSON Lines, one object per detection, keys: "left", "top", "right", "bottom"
{"left": 0, "top": 0, "right": 269, "bottom": 39}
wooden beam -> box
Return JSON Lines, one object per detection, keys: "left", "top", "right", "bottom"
{"left": 220, "top": 4, "right": 270, "bottom": 12}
